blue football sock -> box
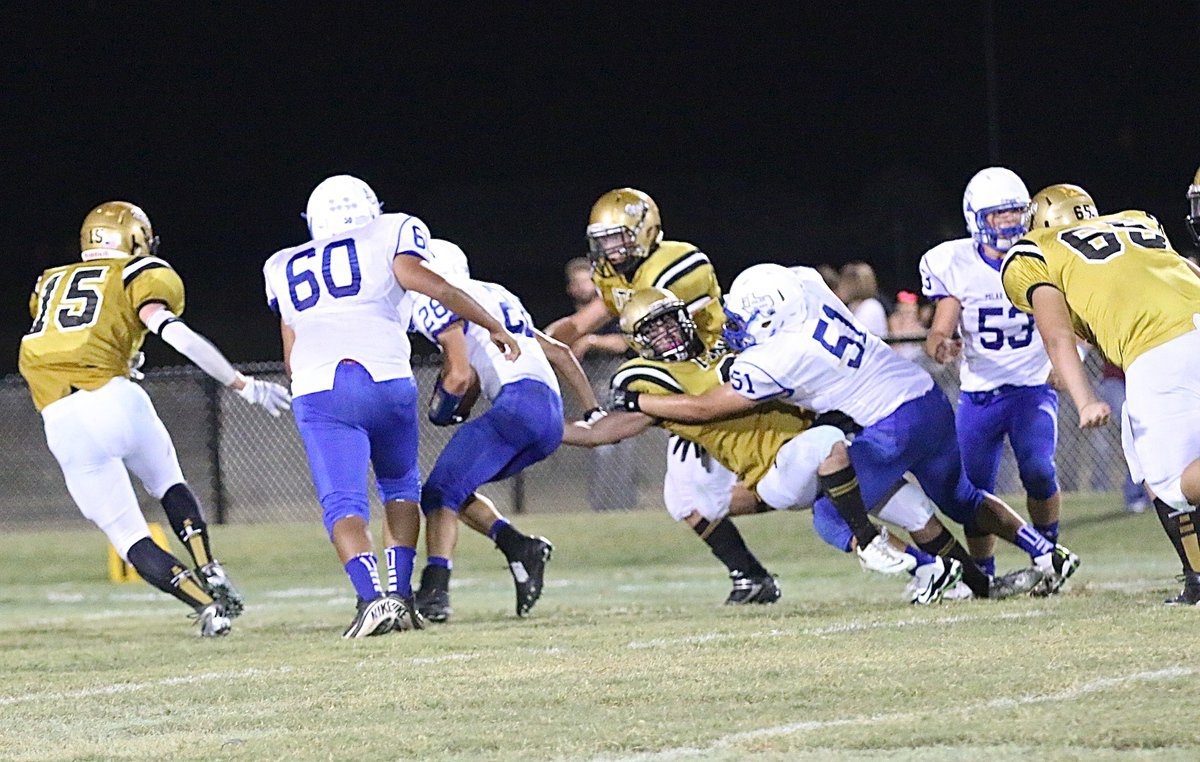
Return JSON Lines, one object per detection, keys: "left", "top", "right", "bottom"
{"left": 385, "top": 546, "right": 417, "bottom": 596}
{"left": 345, "top": 553, "right": 383, "bottom": 601}
{"left": 905, "top": 544, "right": 937, "bottom": 571}
{"left": 975, "top": 555, "right": 996, "bottom": 578}
{"left": 428, "top": 555, "right": 452, "bottom": 570}
{"left": 487, "top": 519, "right": 511, "bottom": 541}
{"left": 1015, "top": 525, "right": 1055, "bottom": 560}
{"left": 1034, "top": 521, "right": 1060, "bottom": 545}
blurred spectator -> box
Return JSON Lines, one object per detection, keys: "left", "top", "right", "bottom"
{"left": 837, "top": 261, "right": 888, "bottom": 336}
{"left": 562, "top": 256, "right": 637, "bottom": 512}
{"left": 1090, "top": 361, "right": 1148, "bottom": 512}
{"left": 887, "top": 290, "right": 928, "bottom": 360}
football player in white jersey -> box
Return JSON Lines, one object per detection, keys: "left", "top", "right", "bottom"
{"left": 409, "top": 239, "right": 602, "bottom": 621}
{"left": 920, "top": 167, "right": 1062, "bottom": 588}
{"left": 262, "top": 176, "right": 520, "bottom": 638}
{"left": 613, "top": 263, "right": 1083, "bottom": 594}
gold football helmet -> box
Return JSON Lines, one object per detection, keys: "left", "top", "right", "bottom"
{"left": 1024, "top": 184, "right": 1098, "bottom": 230}
{"left": 586, "top": 188, "right": 663, "bottom": 277}
{"left": 80, "top": 201, "right": 159, "bottom": 261}
{"left": 1186, "top": 166, "right": 1200, "bottom": 246}
{"left": 619, "top": 287, "right": 700, "bottom": 362}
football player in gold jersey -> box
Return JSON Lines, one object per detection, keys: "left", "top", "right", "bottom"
{"left": 18, "top": 201, "right": 291, "bottom": 635}
{"left": 546, "top": 189, "right": 780, "bottom": 602}
{"left": 564, "top": 288, "right": 1051, "bottom": 603}
{"left": 1002, "top": 183, "right": 1200, "bottom": 604}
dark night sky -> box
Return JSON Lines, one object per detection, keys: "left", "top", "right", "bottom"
{"left": 3, "top": 2, "right": 1197, "bottom": 373}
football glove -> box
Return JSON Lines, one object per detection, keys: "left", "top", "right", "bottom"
{"left": 428, "top": 379, "right": 467, "bottom": 426}
{"left": 580, "top": 407, "right": 607, "bottom": 426}
{"left": 238, "top": 376, "right": 292, "bottom": 417}
{"left": 128, "top": 351, "right": 146, "bottom": 381}
{"left": 610, "top": 387, "right": 641, "bottom": 413}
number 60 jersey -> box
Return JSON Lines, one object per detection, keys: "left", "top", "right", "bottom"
{"left": 262, "top": 212, "right": 430, "bottom": 397}
{"left": 728, "top": 266, "right": 932, "bottom": 428}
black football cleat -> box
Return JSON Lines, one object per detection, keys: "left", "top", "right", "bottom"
{"left": 507, "top": 536, "right": 553, "bottom": 617}
{"left": 1165, "top": 572, "right": 1200, "bottom": 605}
{"left": 724, "top": 572, "right": 781, "bottom": 605}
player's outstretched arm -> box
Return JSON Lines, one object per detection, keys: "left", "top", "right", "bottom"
{"left": 562, "top": 409, "right": 653, "bottom": 447}
{"left": 545, "top": 298, "right": 612, "bottom": 348}
{"left": 924, "top": 297, "right": 963, "bottom": 364}
{"left": 1028, "top": 286, "right": 1110, "bottom": 428}
{"left": 534, "top": 329, "right": 602, "bottom": 416}
{"left": 393, "top": 256, "right": 521, "bottom": 361}
{"left": 614, "top": 381, "right": 758, "bottom": 424}
{"left": 139, "top": 303, "right": 291, "bottom": 417}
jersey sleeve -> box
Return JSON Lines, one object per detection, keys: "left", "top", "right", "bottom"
{"left": 411, "top": 295, "right": 461, "bottom": 341}
{"left": 918, "top": 251, "right": 951, "bottom": 300}
{"left": 394, "top": 215, "right": 432, "bottom": 260}
{"left": 652, "top": 249, "right": 719, "bottom": 310}
{"left": 1001, "top": 240, "right": 1055, "bottom": 314}
{"left": 123, "top": 257, "right": 185, "bottom": 316}
{"left": 728, "top": 355, "right": 790, "bottom": 401}
{"left": 263, "top": 260, "right": 279, "bottom": 314}
{"left": 609, "top": 360, "right": 685, "bottom": 396}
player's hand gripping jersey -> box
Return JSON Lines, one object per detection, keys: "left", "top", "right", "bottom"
{"left": 409, "top": 278, "right": 560, "bottom": 401}
{"left": 593, "top": 240, "right": 725, "bottom": 349}
{"left": 1002, "top": 210, "right": 1200, "bottom": 369}
{"left": 20, "top": 255, "right": 184, "bottom": 410}
{"left": 262, "top": 213, "right": 430, "bottom": 397}
{"left": 920, "top": 238, "right": 1050, "bottom": 391}
{"left": 610, "top": 346, "right": 814, "bottom": 488}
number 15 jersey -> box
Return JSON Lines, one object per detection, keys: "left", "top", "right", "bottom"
{"left": 263, "top": 212, "right": 431, "bottom": 397}
{"left": 728, "top": 266, "right": 933, "bottom": 427}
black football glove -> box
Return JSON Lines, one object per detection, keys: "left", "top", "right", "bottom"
{"left": 610, "top": 387, "right": 642, "bottom": 413}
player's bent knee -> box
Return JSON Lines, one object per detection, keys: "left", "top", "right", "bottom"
{"left": 321, "top": 492, "right": 371, "bottom": 537}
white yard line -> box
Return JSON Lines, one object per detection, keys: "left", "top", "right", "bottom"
{"left": 601, "top": 666, "right": 1198, "bottom": 761}
{"left": 0, "top": 667, "right": 293, "bottom": 707}
{"left": 625, "top": 609, "right": 1048, "bottom": 650}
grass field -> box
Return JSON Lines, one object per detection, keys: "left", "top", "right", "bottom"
{"left": 1, "top": 492, "right": 1197, "bottom": 761}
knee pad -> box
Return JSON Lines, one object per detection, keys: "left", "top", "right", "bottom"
{"left": 378, "top": 473, "right": 422, "bottom": 507}
{"left": 812, "top": 498, "right": 854, "bottom": 553}
{"left": 1020, "top": 467, "right": 1059, "bottom": 501}
{"left": 320, "top": 491, "right": 370, "bottom": 537}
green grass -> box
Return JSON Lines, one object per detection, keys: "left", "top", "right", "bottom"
{"left": 1, "top": 493, "right": 1197, "bottom": 761}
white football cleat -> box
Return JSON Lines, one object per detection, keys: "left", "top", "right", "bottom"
{"left": 857, "top": 527, "right": 917, "bottom": 575}
{"left": 907, "top": 557, "right": 963, "bottom": 605}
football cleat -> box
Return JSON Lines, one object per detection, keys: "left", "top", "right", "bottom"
{"left": 342, "top": 596, "right": 399, "bottom": 639}
{"left": 1032, "top": 545, "right": 1081, "bottom": 596}
{"left": 907, "top": 557, "right": 963, "bottom": 605}
{"left": 725, "top": 572, "right": 782, "bottom": 605}
{"left": 988, "top": 568, "right": 1045, "bottom": 600}
{"left": 388, "top": 593, "right": 427, "bottom": 632}
{"left": 1165, "top": 572, "right": 1200, "bottom": 606}
{"left": 941, "top": 580, "right": 975, "bottom": 601}
{"left": 414, "top": 567, "right": 452, "bottom": 623}
{"left": 507, "top": 536, "right": 553, "bottom": 617}
{"left": 856, "top": 527, "right": 918, "bottom": 575}
{"left": 193, "top": 601, "right": 231, "bottom": 638}
{"left": 198, "top": 560, "right": 244, "bottom": 619}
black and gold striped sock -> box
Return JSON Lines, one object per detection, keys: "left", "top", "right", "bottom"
{"left": 1155, "top": 498, "right": 1200, "bottom": 573}
{"left": 818, "top": 465, "right": 879, "bottom": 548}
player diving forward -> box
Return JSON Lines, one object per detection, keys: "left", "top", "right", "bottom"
{"left": 549, "top": 189, "right": 908, "bottom": 604}
{"left": 576, "top": 287, "right": 1049, "bottom": 601}
{"left": 20, "top": 201, "right": 291, "bottom": 636}
{"left": 1003, "top": 183, "right": 1200, "bottom": 604}
{"left": 612, "top": 264, "right": 1082, "bottom": 594}
{"left": 920, "top": 167, "right": 1063, "bottom": 587}
{"left": 263, "top": 176, "right": 520, "bottom": 638}
{"left": 409, "top": 239, "right": 602, "bottom": 621}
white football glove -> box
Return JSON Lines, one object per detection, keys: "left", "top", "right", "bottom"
{"left": 128, "top": 351, "right": 146, "bottom": 381}
{"left": 237, "top": 376, "right": 292, "bottom": 417}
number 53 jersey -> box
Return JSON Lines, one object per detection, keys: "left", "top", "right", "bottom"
{"left": 1002, "top": 210, "right": 1200, "bottom": 370}
{"left": 263, "top": 213, "right": 431, "bottom": 397}
{"left": 920, "top": 238, "right": 1049, "bottom": 392}
{"left": 728, "top": 266, "right": 933, "bottom": 427}
{"left": 19, "top": 255, "right": 184, "bottom": 411}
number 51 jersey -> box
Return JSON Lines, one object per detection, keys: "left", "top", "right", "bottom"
{"left": 19, "top": 255, "right": 184, "bottom": 411}
{"left": 263, "top": 212, "right": 431, "bottom": 397}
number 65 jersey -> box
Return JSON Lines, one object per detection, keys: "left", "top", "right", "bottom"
{"left": 19, "top": 255, "right": 184, "bottom": 411}
{"left": 920, "top": 238, "right": 1049, "bottom": 392}
{"left": 728, "top": 266, "right": 933, "bottom": 427}
{"left": 263, "top": 213, "right": 431, "bottom": 397}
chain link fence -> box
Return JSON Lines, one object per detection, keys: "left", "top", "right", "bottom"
{"left": 0, "top": 345, "right": 1130, "bottom": 528}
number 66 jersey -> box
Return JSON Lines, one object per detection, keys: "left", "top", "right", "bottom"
{"left": 262, "top": 213, "right": 430, "bottom": 397}
{"left": 728, "top": 266, "right": 932, "bottom": 428}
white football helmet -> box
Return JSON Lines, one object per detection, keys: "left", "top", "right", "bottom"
{"left": 722, "top": 264, "right": 808, "bottom": 351}
{"left": 425, "top": 239, "right": 471, "bottom": 281}
{"left": 304, "top": 175, "right": 382, "bottom": 239}
{"left": 962, "top": 167, "right": 1030, "bottom": 252}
